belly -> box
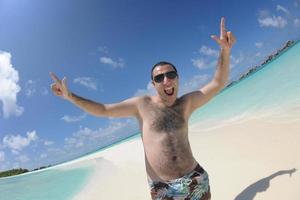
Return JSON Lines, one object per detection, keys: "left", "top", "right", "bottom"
{"left": 143, "top": 131, "right": 196, "bottom": 181}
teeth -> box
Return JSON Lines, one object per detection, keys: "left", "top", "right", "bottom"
{"left": 164, "top": 87, "right": 174, "bottom": 96}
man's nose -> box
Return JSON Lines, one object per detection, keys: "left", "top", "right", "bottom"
{"left": 163, "top": 75, "right": 171, "bottom": 84}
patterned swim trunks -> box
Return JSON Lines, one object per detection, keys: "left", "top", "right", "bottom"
{"left": 148, "top": 164, "right": 211, "bottom": 200}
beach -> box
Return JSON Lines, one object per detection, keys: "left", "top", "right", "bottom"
{"left": 1, "top": 40, "right": 299, "bottom": 200}
{"left": 2, "top": 1, "right": 300, "bottom": 199}
{"left": 68, "top": 107, "right": 300, "bottom": 199}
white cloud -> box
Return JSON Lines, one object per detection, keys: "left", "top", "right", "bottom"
{"left": 24, "top": 80, "right": 49, "bottom": 97}
{"left": 100, "top": 56, "right": 125, "bottom": 68}
{"left": 98, "top": 46, "right": 109, "bottom": 54}
{"left": 258, "top": 15, "right": 287, "bottom": 28}
{"left": 64, "top": 127, "right": 97, "bottom": 148}
{"left": 134, "top": 81, "right": 156, "bottom": 96}
{"left": 255, "top": 42, "right": 263, "bottom": 48}
{"left": 199, "top": 45, "right": 219, "bottom": 57}
{"left": 16, "top": 155, "right": 29, "bottom": 163}
{"left": 44, "top": 140, "right": 54, "bottom": 146}
{"left": 231, "top": 54, "right": 244, "bottom": 68}
{"left": 11, "top": 149, "right": 20, "bottom": 155}
{"left": 276, "top": 5, "right": 290, "bottom": 15}
{"left": 0, "top": 151, "right": 5, "bottom": 162}
{"left": 63, "top": 119, "right": 137, "bottom": 151}
{"left": 25, "top": 80, "right": 36, "bottom": 97}
{"left": 294, "top": 18, "right": 300, "bottom": 27}
{"left": 259, "top": 10, "right": 270, "bottom": 18}
{"left": 0, "top": 51, "right": 24, "bottom": 118}
{"left": 73, "top": 77, "right": 98, "bottom": 90}
{"left": 3, "top": 130, "right": 38, "bottom": 152}
{"left": 40, "top": 153, "right": 47, "bottom": 159}
{"left": 61, "top": 113, "right": 87, "bottom": 123}
{"left": 180, "top": 74, "right": 210, "bottom": 95}
{"left": 192, "top": 58, "right": 205, "bottom": 69}
{"left": 191, "top": 58, "right": 216, "bottom": 70}
{"left": 27, "top": 131, "right": 38, "bottom": 141}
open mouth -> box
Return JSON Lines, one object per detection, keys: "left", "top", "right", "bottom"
{"left": 164, "top": 87, "right": 174, "bottom": 96}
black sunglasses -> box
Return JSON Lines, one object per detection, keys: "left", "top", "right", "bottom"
{"left": 153, "top": 71, "right": 178, "bottom": 83}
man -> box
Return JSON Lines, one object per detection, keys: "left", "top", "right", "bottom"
{"left": 50, "top": 17, "right": 235, "bottom": 200}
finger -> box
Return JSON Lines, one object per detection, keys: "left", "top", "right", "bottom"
{"left": 62, "top": 77, "right": 68, "bottom": 89}
{"left": 50, "top": 83, "right": 55, "bottom": 92}
{"left": 211, "top": 35, "right": 221, "bottom": 45}
{"left": 220, "top": 17, "right": 226, "bottom": 38}
{"left": 231, "top": 33, "right": 236, "bottom": 44}
{"left": 228, "top": 32, "right": 236, "bottom": 46}
{"left": 50, "top": 72, "right": 61, "bottom": 83}
{"left": 227, "top": 31, "right": 232, "bottom": 47}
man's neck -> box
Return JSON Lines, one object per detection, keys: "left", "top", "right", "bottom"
{"left": 155, "top": 95, "right": 177, "bottom": 107}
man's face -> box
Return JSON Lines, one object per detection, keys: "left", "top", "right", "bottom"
{"left": 152, "top": 64, "right": 179, "bottom": 99}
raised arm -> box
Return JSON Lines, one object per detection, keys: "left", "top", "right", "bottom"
{"left": 50, "top": 72, "right": 139, "bottom": 118}
{"left": 185, "top": 17, "right": 236, "bottom": 115}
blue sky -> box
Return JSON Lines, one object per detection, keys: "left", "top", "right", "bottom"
{"left": 0, "top": 0, "right": 299, "bottom": 171}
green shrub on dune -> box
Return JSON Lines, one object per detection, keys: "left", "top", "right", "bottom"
{"left": 0, "top": 168, "right": 29, "bottom": 178}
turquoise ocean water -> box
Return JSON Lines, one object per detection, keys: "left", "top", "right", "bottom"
{"left": 190, "top": 40, "right": 300, "bottom": 126}
{"left": 0, "top": 166, "right": 93, "bottom": 200}
{"left": 0, "top": 41, "right": 299, "bottom": 200}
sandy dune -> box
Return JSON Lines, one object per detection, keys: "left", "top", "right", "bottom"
{"left": 66, "top": 114, "right": 300, "bottom": 200}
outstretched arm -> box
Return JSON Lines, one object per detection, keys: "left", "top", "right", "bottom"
{"left": 50, "top": 72, "right": 139, "bottom": 118}
{"left": 185, "top": 17, "right": 236, "bottom": 115}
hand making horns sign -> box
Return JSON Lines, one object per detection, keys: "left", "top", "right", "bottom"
{"left": 211, "top": 17, "right": 236, "bottom": 50}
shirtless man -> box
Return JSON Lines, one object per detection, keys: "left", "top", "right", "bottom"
{"left": 50, "top": 17, "right": 235, "bottom": 200}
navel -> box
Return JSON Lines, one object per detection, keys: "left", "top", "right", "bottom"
{"left": 172, "top": 156, "right": 177, "bottom": 161}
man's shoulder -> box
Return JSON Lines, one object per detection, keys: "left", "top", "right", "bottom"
{"left": 179, "top": 91, "right": 203, "bottom": 102}
{"left": 137, "top": 95, "right": 154, "bottom": 104}
{"left": 177, "top": 92, "right": 193, "bottom": 103}
{"left": 176, "top": 91, "right": 201, "bottom": 109}
{"left": 129, "top": 95, "right": 152, "bottom": 104}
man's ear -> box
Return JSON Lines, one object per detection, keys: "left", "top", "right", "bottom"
{"left": 152, "top": 81, "right": 155, "bottom": 86}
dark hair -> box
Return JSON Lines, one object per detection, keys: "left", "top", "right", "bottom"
{"left": 151, "top": 61, "right": 178, "bottom": 80}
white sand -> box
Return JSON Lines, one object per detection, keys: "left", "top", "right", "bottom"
{"left": 67, "top": 114, "right": 300, "bottom": 200}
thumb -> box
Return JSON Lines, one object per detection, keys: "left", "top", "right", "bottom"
{"left": 211, "top": 35, "right": 221, "bottom": 45}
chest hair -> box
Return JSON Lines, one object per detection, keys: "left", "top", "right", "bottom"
{"left": 149, "top": 101, "right": 186, "bottom": 133}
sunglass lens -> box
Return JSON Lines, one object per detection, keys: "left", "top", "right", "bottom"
{"left": 166, "top": 71, "right": 177, "bottom": 79}
{"left": 154, "top": 74, "right": 164, "bottom": 83}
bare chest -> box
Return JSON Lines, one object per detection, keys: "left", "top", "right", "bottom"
{"left": 139, "top": 99, "right": 191, "bottom": 159}
{"left": 138, "top": 98, "right": 187, "bottom": 132}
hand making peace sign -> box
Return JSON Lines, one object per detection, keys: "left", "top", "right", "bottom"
{"left": 50, "top": 72, "right": 72, "bottom": 100}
